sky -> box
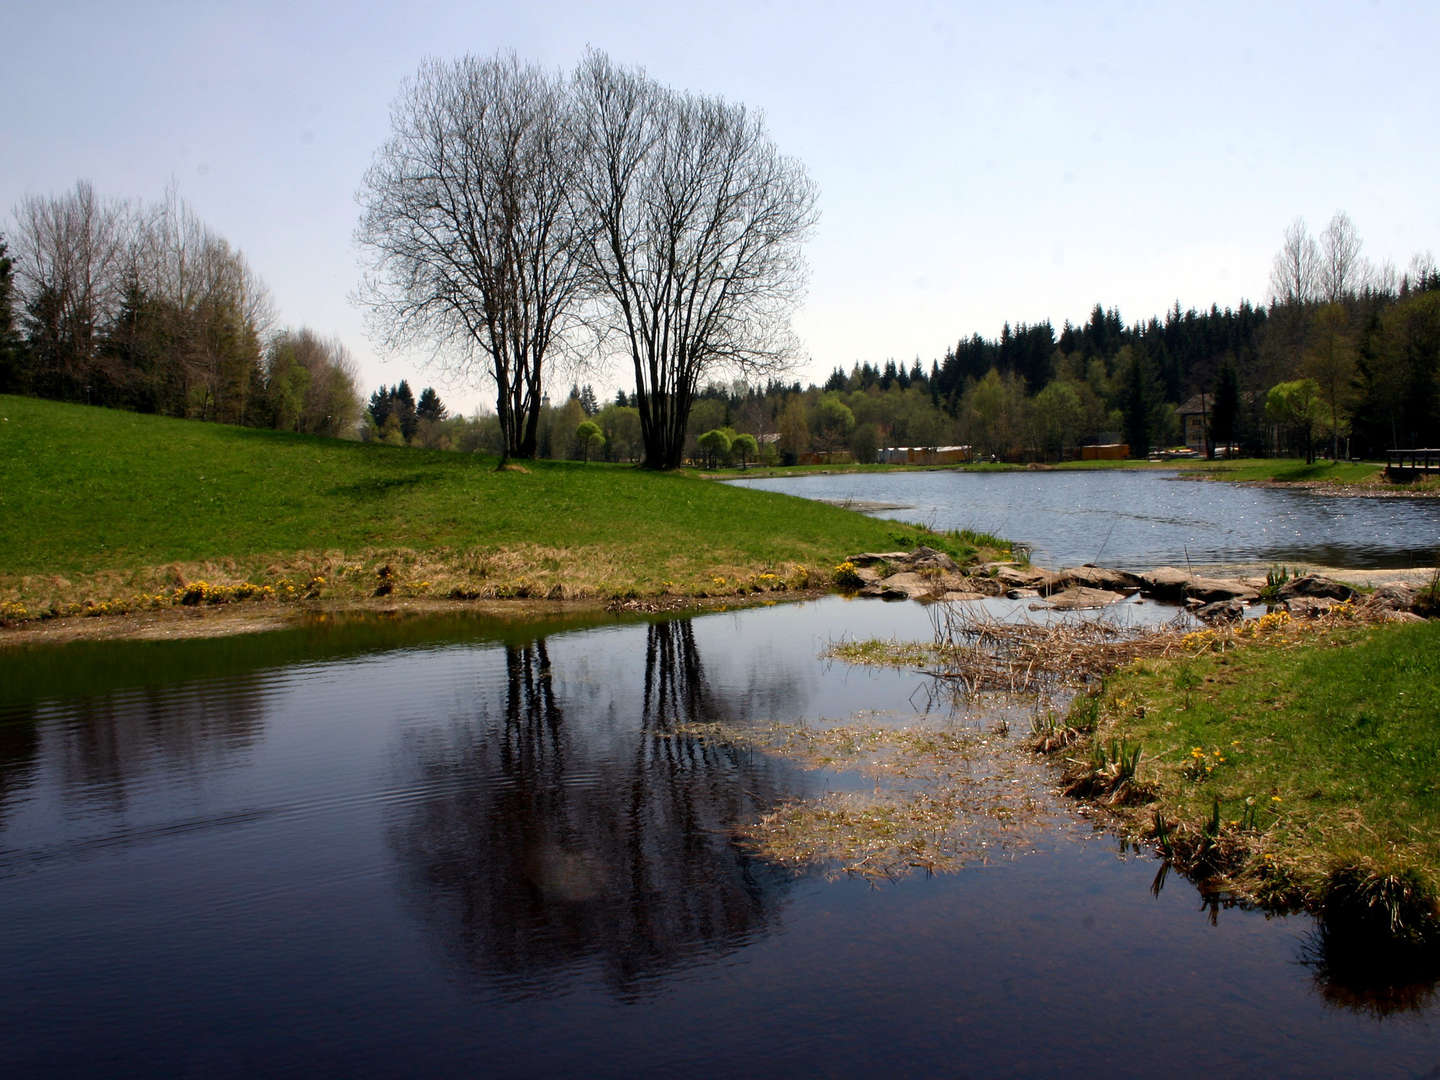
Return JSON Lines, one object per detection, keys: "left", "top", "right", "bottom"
{"left": 6, "top": 0, "right": 1438, "bottom": 415}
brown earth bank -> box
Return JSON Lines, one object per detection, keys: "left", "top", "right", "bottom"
{"left": 0, "top": 589, "right": 825, "bottom": 648}
{"left": 3, "top": 547, "right": 1431, "bottom": 649}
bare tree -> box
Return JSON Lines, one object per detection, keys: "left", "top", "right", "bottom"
{"left": 125, "top": 188, "right": 273, "bottom": 421}
{"left": 1317, "top": 210, "right": 1368, "bottom": 303}
{"left": 1269, "top": 217, "right": 1319, "bottom": 307}
{"left": 356, "top": 53, "right": 589, "bottom": 462}
{"left": 11, "top": 180, "right": 129, "bottom": 400}
{"left": 571, "top": 52, "right": 818, "bottom": 469}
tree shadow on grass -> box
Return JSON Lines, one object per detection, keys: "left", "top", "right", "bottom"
{"left": 325, "top": 472, "right": 442, "bottom": 500}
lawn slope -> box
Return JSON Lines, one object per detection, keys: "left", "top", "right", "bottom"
{"left": 0, "top": 395, "right": 1008, "bottom": 620}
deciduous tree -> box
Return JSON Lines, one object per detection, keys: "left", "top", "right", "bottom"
{"left": 571, "top": 51, "right": 818, "bottom": 469}
{"left": 357, "top": 53, "right": 589, "bottom": 464}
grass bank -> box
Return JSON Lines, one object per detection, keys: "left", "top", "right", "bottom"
{"left": 1066, "top": 613, "right": 1440, "bottom": 947}
{"left": 1185, "top": 456, "right": 1440, "bottom": 493}
{"left": 0, "top": 395, "right": 1012, "bottom": 629}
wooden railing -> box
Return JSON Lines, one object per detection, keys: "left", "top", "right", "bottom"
{"left": 1386, "top": 449, "right": 1440, "bottom": 479}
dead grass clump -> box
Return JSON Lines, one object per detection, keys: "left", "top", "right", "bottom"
{"left": 674, "top": 719, "right": 1054, "bottom": 881}
{"left": 924, "top": 604, "right": 1196, "bottom": 695}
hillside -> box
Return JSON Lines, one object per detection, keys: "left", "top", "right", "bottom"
{"left": 0, "top": 395, "right": 1008, "bottom": 624}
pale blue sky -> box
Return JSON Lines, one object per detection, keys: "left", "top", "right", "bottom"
{"left": 6, "top": 0, "right": 1437, "bottom": 413}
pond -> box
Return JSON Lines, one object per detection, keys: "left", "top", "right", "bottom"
{"left": 731, "top": 470, "right": 1440, "bottom": 569}
{"left": 3, "top": 599, "right": 1438, "bottom": 1077}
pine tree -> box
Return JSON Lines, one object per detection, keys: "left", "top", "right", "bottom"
{"left": 394, "top": 380, "right": 418, "bottom": 441}
{"left": 1122, "top": 349, "right": 1154, "bottom": 458}
{"left": 416, "top": 386, "right": 448, "bottom": 422}
{"left": 0, "top": 236, "right": 20, "bottom": 393}
{"left": 1211, "top": 360, "right": 1241, "bottom": 454}
{"left": 368, "top": 385, "right": 394, "bottom": 428}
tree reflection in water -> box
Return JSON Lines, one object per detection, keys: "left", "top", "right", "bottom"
{"left": 390, "top": 619, "right": 801, "bottom": 1000}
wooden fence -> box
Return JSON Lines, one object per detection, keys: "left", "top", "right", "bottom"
{"left": 1386, "top": 449, "right": 1440, "bottom": 479}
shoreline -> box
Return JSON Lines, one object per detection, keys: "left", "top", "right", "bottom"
{"left": 3, "top": 560, "right": 1432, "bottom": 649}
{"left": 0, "top": 588, "right": 829, "bottom": 648}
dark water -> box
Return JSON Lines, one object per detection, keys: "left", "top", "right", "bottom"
{"left": 732, "top": 470, "right": 1440, "bottom": 569}
{"left": 3, "top": 600, "right": 1439, "bottom": 1078}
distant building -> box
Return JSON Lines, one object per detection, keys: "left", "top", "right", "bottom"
{"left": 876, "top": 446, "right": 972, "bottom": 466}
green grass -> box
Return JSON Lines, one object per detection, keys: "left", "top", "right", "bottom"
{"left": 0, "top": 395, "right": 1012, "bottom": 617}
{"left": 1082, "top": 617, "right": 1440, "bottom": 935}
{"left": 1186, "top": 457, "right": 1387, "bottom": 484}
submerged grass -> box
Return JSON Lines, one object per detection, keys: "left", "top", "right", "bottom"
{"left": 673, "top": 718, "right": 1052, "bottom": 881}
{"left": 0, "top": 395, "right": 1011, "bottom": 626}
{"left": 834, "top": 598, "right": 1440, "bottom": 949}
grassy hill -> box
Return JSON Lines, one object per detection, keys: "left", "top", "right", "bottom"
{"left": 0, "top": 395, "right": 1009, "bottom": 621}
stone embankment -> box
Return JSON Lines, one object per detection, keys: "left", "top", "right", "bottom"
{"left": 844, "top": 548, "right": 1435, "bottom": 621}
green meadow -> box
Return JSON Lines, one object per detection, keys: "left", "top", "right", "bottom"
{"left": 0, "top": 394, "right": 1010, "bottom": 620}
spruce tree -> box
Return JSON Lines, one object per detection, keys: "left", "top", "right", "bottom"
{"left": 416, "top": 386, "right": 448, "bottom": 422}
{"left": 394, "top": 380, "right": 418, "bottom": 441}
{"left": 0, "top": 236, "right": 19, "bottom": 393}
{"left": 1210, "top": 361, "right": 1241, "bottom": 455}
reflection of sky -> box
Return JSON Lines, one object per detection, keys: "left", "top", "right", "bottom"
{"left": 3, "top": 600, "right": 1440, "bottom": 1074}
{"left": 734, "top": 472, "right": 1440, "bottom": 569}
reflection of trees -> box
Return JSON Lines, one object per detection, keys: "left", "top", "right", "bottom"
{"left": 391, "top": 620, "right": 802, "bottom": 1000}
{"left": 48, "top": 681, "right": 266, "bottom": 811}
{"left": 0, "top": 708, "right": 40, "bottom": 830}
{"left": 1300, "top": 923, "right": 1440, "bottom": 1018}
{"left": 1151, "top": 853, "right": 1440, "bottom": 1017}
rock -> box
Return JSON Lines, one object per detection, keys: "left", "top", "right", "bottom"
{"left": 963, "top": 575, "right": 1007, "bottom": 597}
{"left": 1006, "top": 587, "right": 1041, "bottom": 599}
{"left": 1281, "top": 596, "right": 1338, "bottom": 618}
{"left": 1277, "top": 574, "right": 1357, "bottom": 602}
{"left": 1367, "top": 583, "right": 1417, "bottom": 610}
{"left": 875, "top": 572, "right": 940, "bottom": 600}
{"left": 1058, "top": 565, "right": 1146, "bottom": 592}
{"left": 847, "top": 551, "right": 912, "bottom": 567}
{"left": 1140, "top": 567, "right": 1194, "bottom": 602}
{"left": 940, "top": 591, "right": 989, "bottom": 602}
{"left": 1042, "top": 586, "right": 1127, "bottom": 610}
{"left": 908, "top": 546, "right": 959, "bottom": 572}
{"left": 1196, "top": 599, "right": 1246, "bottom": 622}
{"left": 852, "top": 566, "right": 884, "bottom": 585}
{"left": 994, "top": 565, "right": 1060, "bottom": 591}
{"left": 1184, "top": 577, "right": 1260, "bottom": 603}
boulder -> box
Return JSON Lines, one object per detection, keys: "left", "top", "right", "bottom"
{"left": 1140, "top": 567, "right": 1194, "bottom": 602}
{"left": 963, "top": 575, "right": 1007, "bottom": 597}
{"left": 1195, "top": 599, "right": 1246, "bottom": 623}
{"left": 874, "top": 572, "right": 940, "bottom": 600}
{"left": 1006, "top": 587, "right": 1042, "bottom": 600}
{"left": 1058, "top": 565, "right": 1146, "bottom": 592}
{"left": 1277, "top": 574, "right": 1357, "bottom": 602}
{"left": 940, "top": 590, "right": 989, "bottom": 603}
{"left": 1041, "top": 587, "right": 1128, "bottom": 610}
{"left": 1184, "top": 577, "right": 1260, "bottom": 603}
{"left": 994, "top": 565, "right": 1061, "bottom": 591}
{"left": 847, "top": 551, "right": 912, "bottom": 567}
{"left": 1360, "top": 583, "right": 1418, "bottom": 616}
{"left": 1281, "top": 596, "right": 1338, "bottom": 618}
{"left": 908, "top": 545, "right": 960, "bottom": 572}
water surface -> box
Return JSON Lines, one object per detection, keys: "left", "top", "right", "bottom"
{"left": 2, "top": 600, "right": 1438, "bottom": 1077}
{"left": 733, "top": 470, "right": 1440, "bottom": 568}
